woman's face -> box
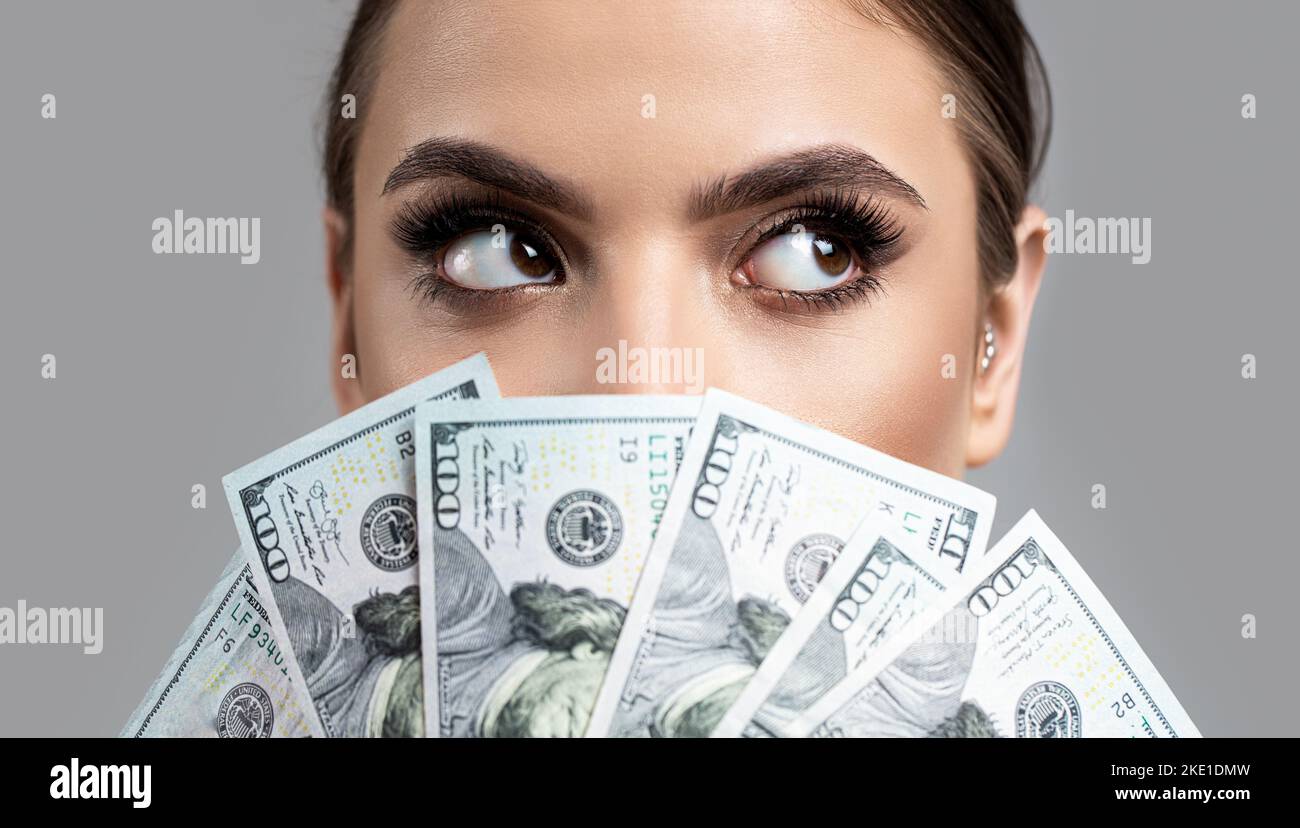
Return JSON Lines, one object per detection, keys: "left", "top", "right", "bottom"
{"left": 330, "top": 0, "right": 1044, "bottom": 478}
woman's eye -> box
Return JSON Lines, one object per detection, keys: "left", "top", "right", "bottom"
{"left": 441, "top": 225, "right": 559, "bottom": 289}
{"left": 740, "top": 227, "right": 859, "bottom": 292}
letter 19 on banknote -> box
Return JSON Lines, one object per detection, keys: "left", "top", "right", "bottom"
{"left": 416, "top": 395, "right": 699, "bottom": 737}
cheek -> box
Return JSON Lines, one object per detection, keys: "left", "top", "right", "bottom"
{"left": 704, "top": 319, "right": 973, "bottom": 477}
{"left": 351, "top": 280, "right": 609, "bottom": 400}
{"left": 350, "top": 281, "right": 440, "bottom": 397}
{"left": 348, "top": 234, "right": 493, "bottom": 397}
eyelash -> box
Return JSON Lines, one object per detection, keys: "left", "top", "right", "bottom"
{"left": 391, "top": 192, "right": 566, "bottom": 311}
{"left": 388, "top": 189, "right": 904, "bottom": 312}
{"left": 742, "top": 189, "right": 903, "bottom": 311}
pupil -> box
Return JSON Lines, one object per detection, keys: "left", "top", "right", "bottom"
{"left": 509, "top": 233, "right": 553, "bottom": 278}
{"left": 812, "top": 235, "right": 851, "bottom": 277}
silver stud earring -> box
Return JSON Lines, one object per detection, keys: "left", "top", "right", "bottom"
{"left": 981, "top": 323, "right": 996, "bottom": 373}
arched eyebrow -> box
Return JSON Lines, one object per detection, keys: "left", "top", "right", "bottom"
{"left": 688, "top": 144, "right": 927, "bottom": 220}
{"left": 382, "top": 137, "right": 596, "bottom": 220}
{"left": 383, "top": 139, "right": 924, "bottom": 223}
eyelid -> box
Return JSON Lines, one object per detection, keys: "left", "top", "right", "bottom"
{"left": 406, "top": 272, "right": 559, "bottom": 316}
{"left": 390, "top": 191, "right": 565, "bottom": 259}
{"left": 746, "top": 278, "right": 888, "bottom": 315}
{"left": 727, "top": 190, "right": 906, "bottom": 315}
{"left": 732, "top": 190, "right": 907, "bottom": 282}
{"left": 390, "top": 191, "right": 572, "bottom": 314}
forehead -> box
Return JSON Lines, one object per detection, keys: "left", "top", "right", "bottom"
{"left": 357, "top": 0, "right": 969, "bottom": 214}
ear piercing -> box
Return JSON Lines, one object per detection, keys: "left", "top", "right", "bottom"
{"left": 981, "top": 323, "right": 997, "bottom": 373}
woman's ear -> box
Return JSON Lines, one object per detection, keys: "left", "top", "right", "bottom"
{"left": 966, "top": 204, "right": 1048, "bottom": 467}
{"left": 325, "top": 206, "right": 367, "bottom": 415}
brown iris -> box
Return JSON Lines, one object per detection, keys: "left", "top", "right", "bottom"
{"left": 509, "top": 232, "right": 556, "bottom": 278}
{"left": 811, "top": 234, "right": 852, "bottom": 277}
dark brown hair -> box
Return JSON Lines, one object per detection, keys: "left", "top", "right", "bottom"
{"left": 322, "top": 0, "right": 1050, "bottom": 288}
{"left": 852, "top": 0, "right": 1052, "bottom": 288}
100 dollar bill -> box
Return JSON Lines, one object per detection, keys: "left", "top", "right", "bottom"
{"left": 416, "top": 396, "right": 699, "bottom": 737}
{"left": 789, "top": 510, "right": 1201, "bottom": 738}
{"left": 711, "top": 511, "right": 971, "bottom": 738}
{"left": 123, "top": 550, "right": 315, "bottom": 737}
{"left": 223, "top": 354, "right": 498, "bottom": 737}
{"left": 587, "top": 389, "right": 996, "bottom": 738}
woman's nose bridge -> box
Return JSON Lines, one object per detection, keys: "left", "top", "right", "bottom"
{"left": 595, "top": 235, "right": 699, "bottom": 346}
{"left": 581, "top": 236, "right": 711, "bottom": 395}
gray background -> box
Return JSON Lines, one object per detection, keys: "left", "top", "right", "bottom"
{"left": 0, "top": 0, "right": 1293, "bottom": 737}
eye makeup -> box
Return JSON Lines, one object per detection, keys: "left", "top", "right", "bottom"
{"left": 386, "top": 186, "right": 908, "bottom": 315}
{"left": 732, "top": 188, "right": 906, "bottom": 313}
{"left": 389, "top": 190, "right": 569, "bottom": 312}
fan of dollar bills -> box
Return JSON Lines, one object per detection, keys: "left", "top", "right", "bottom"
{"left": 124, "top": 353, "right": 1199, "bottom": 738}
